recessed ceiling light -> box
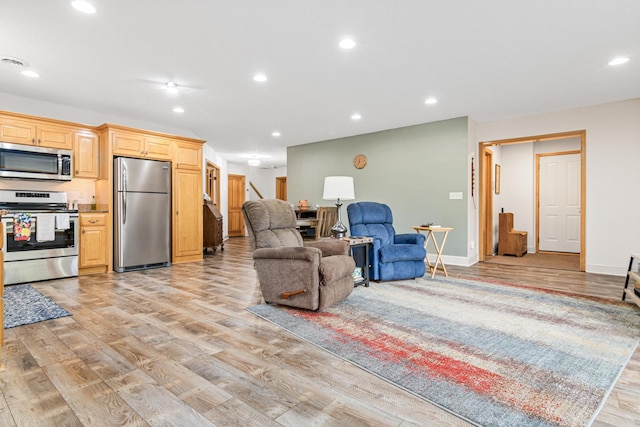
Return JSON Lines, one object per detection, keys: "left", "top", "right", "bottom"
{"left": 608, "top": 57, "right": 629, "bottom": 66}
{"left": 351, "top": 113, "right": 362, "bottom": 120}
{"left": 272, "top": 131, "right": 281, "bottom": 137}
{"left": 425, "top": 97, "right": 438, "bottom": 105}
{"left": 173, "top": 107, "right": 184, "bottom": 113}
{"left": 71, "top": 1, "right": 96, "bottom": 14}
{"left": 21, "top": 70, "right": 40, "bottom": 78}
{"left": 339, "top": 38, "right": 356, "bottom": 49}
{"left": 253, "top": 74, "right": 267, "bottom": 82}
{"left": 165, "top": 81, "right": 178, "bottom": 93}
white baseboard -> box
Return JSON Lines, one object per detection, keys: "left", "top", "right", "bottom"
{"left": 426, "top": 254, "right": 477, "bottom": 268}
{"left": 585, "top": 263, "right": 627, "bottom": 277}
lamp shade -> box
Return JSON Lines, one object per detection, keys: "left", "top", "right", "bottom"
{"left": 322, "top": 176, "right": 355, "bottom": 200}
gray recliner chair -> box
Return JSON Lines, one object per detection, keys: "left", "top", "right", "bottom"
{"left": 242, "top": 199, "right": 356, "bottom": 311}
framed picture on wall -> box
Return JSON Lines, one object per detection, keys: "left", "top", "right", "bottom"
{"left": 495, "top": 164, "right": 501, "bottom": 194}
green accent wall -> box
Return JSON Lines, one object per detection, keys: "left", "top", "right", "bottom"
{"left": 287, "top": 117, "right": 469, "bottom": 257}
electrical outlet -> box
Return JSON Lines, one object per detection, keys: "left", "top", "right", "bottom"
{"left": 470, "top": 241, "right": 475, "bottom": 249}
{"left": 449, "top": 192, "right": 463, "bottom": 199}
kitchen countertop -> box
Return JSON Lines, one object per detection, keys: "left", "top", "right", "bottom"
{"left": 78, "top": 204, "right": 109, "bottom": 213}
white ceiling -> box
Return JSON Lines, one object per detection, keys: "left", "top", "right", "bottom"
{"left": 1, "top": 1, "right": 638, "bottom": 168}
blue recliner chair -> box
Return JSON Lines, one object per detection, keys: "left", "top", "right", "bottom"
{"left": 347, "top": 202, "right": 426, "bottom": 281}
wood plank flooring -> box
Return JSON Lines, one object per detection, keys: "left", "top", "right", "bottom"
{"left": 1, "top": 238, "right": 638, "bottom": 426}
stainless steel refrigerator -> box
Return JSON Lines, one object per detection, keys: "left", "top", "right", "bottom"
{"left": 114, "top": 157, "right": 171, "bottom": 272}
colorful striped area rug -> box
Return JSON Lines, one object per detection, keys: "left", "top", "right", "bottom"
{"left": 247, "top": 276, "right": 640, "bottom": 427}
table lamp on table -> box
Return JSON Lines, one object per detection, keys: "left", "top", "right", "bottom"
{"left": 322, "top": 176, "right": 355, "bottom": 238}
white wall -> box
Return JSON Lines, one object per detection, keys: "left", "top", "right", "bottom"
{"left": 227, "top": 163, "right": 287, "bottom": 201}
{"left": 474, "top": 98, "right": 640, "bottom": 275}
{"left": 202, "top": 144, "right": 229, "bottom": 239}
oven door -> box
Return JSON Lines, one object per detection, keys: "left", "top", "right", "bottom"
{"left": 2, "top": 213, "right": 78, "bottom": 261}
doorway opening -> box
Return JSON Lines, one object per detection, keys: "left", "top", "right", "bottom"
{"left": 276, "top": 176, "right": 287, "bottom": 200}
{"left": 205, "top": 161, "right": 221, "bottom": 207}
{"left": 479, "top": 130, "right": 586, "bottom": 271}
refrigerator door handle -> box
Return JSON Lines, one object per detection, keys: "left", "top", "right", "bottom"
{"left": 122, "top": 192, "right": 126, "bottom": 224}
{"left": 122, "top": 162, "right": 127, "bottom": 224}
{"left": 122, "top": 162, "right": 127, "bottom": 192}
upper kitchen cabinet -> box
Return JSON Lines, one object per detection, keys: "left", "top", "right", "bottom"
{"left": 174, "top": 140, "right": 202, "bottom": 170}
{"left": 112, "top": 130, "right": 171, "bottom": 160}
{"left": 0, "top": 114, "right": 73, "bottom": 149}
{"left": 74, "top": 130, "right": 100, "bottom": 179}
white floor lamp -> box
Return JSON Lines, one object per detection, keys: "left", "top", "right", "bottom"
{"left": 322, "top": 176, "right": 355, "bottom": 238}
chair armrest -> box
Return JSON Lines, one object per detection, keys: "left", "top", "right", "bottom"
{"left": 305, "top": 239, "right": 350, "bottom": 256}
{"left": 253, "top": 246, "right": 322, "bottom": 263}
{"left": 395, "top": 233, "right": 426, "bottom": 246}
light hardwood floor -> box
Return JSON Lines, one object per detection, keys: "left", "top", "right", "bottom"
{"left": 1, "top": 238, "right": 638, "bottom": 426}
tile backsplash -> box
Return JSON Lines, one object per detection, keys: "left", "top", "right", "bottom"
{"left": 0, "top": 179, "right": 96, "bottom": 204}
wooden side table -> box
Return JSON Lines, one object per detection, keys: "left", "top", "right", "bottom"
{"left": 342, "top": 237, "right": 373, "bottom": 287}
{"left": 411, "top": 226, "right": 453, "bottom": 278}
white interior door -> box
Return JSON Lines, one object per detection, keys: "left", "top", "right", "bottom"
{"left": 539, "top": 153, "right": 580, "bottom": 252}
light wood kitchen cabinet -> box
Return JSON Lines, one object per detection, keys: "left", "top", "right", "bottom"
{"left": 74, "top": 130, "right": 100, "bottom": 179}
{"left": 112, "top": 131, "right": 171, "bottom": 160}
{"left": 172, "top": 140, "right": 203, "bottom": 263}
{"left": 0, "top": 116, "right": 73, "bottom": 149}
{"left": 79, "top": 212, "right": 108, "bottom": 274}
{"left": 173, "top": 168, "right": 203, "bottom": 263}
{"left": 174, "top": 140, "right": 202, "bottom": 170}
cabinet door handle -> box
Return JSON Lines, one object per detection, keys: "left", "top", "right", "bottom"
{"left": 82, "top": 229, "right": 85, "bottom": 234}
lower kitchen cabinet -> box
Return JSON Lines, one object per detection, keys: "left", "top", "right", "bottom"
{"left": 79, "top": 212, "right": 108, "bottom": 274}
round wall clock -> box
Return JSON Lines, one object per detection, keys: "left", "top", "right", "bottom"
{"left": 354, "top": 154, "right": 367, "bottom": 169}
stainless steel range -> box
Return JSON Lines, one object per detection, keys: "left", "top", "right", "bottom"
{"left": 0, "top": 190, "right": 78, "bottom": 285}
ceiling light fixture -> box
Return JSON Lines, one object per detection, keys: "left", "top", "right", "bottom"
{"left": 425, "top": 97, "right": 438, "bottom": 105}
{"left": 71, "top": 1, "right": 96, "bottom": 14}
{"left": 271, "top": 131, "right": 281, "bottom": 137}
{"left": 248, "top": 158, "right": 261, "bottom": 167}
{"left": 608, "top": 57, "right": 629, "bottom": 66}
{"left": 0, "top": 56, "right": 27, "bottom": 67}
{"left": 253, "top": 74, "right": 267, "bottom": 82}
{"left": 165, "top": 81, "right": 178, "bottom": 93}
{"left": 173, "top": 107, "right": 184, "bottom": 113}
{"left": 21, "top": 70, "right": 40, "bottom": 78}
{"left": 339, "top": 38, "right": 356, "bottom": 49}
{"left": 351, "top": 113, "right": 362, "bottom": 120}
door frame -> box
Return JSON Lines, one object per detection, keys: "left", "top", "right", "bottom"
{"left": 205, "top": 161, "right": 221, "bottom": 207}
{"left": 481, "top": 148, "right": 494, "bottom": 257}
{"left": 275, "top": 176, "right": 287, "bottom": 200}
{"left": 478, "top": 130, "right": 586, "bottom": 271}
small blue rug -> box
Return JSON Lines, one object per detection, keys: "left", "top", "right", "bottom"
{"left": 3, "top": 284, "right": 71, "bottom": 329}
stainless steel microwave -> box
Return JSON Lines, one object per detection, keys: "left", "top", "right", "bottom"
{"left": 0, "top": 142, "right": 72, "bottom": 181}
